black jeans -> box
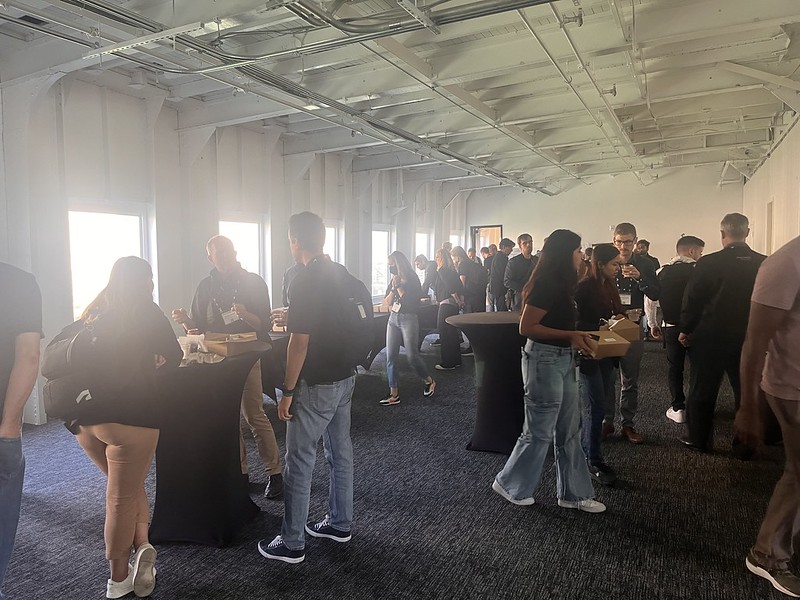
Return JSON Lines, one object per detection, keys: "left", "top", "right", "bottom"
{"left": 686, "top": 337, "right": 742, "bottom": 449}
{"left": 664, "top": 326, "right": 688, "bottom": 411}
{"left": 437, "top": 302, "right": 462, "bottom": 368}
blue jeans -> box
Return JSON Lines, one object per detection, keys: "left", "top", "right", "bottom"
{"left": 580, "top": 358, "right": 615, "bottom": 466}
{"left": 281, "top": 375, "right": 356, "bottom": 550}
{"left": 386, "top": 312, "right": 430, "bottom": 388}
{"left": 0, "top": 437, "right": 25, "bottom": 599}
{"left": 495, "top": 342, "right": 595, "bottom": 502}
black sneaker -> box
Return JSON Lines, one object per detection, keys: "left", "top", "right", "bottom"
{"left": 589, "top": 463, "right": 617, "bottom": 486}
{"left": 257, "top": 536, "right": 305, "bottom": 564}
{"left": 460, "top": 347, "right": 474, "bottom": 356}
{"left": 746, "top": 549, "right": 800, "bottom": 597}
{"left": 305, "top": 516, "right": 351, "bottom": 542}
{"left": 265, "top": 474, "right": 283, "bottom": 500}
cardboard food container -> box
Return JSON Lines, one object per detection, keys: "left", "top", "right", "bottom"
{"left": 201, "top": 332, "right": 270, "bottom": 356}
{"left": 586, "top": 330, "right": 631, "bottom": 359}
{"left": 608, "top": 317, "right": 641, "bottom": 342}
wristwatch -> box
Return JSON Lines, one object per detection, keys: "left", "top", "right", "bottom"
{"left": 281, "top": 385, "right": 296, "bottom": 397}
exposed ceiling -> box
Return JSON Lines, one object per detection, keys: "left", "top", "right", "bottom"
{"left": 2, "top": 0, "right": 800, "bottom": 195}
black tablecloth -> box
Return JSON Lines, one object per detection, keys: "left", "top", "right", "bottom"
{"left": 364, "top": 303, "right": 439, "bottom": 369}
{"left": 150, "top": 353, "right": 261, "bottom": 546}
{"left": 446, "top": 312, "right": 526, "bottom": 454}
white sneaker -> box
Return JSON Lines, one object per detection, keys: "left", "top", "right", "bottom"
{"left": 106, "top": 570, "right": 134, "bottom": 599}
{"left": 666, "top": 407, "right": 686, "bottom": 424}
{"left": 491, "top": 479, "right": 535, "bottom": 506}
{"left": 558, "top": 498, "right": 607, "bottom": 513}
{"left": 132, "top": 543, "right": 157, "bottom": 597}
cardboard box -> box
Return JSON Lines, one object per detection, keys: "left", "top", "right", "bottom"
{"left": 586, "top": 330, "right": 631, "bottom": 358}
{"left": 608, "top": 317, "right": 641, "bottom": 342}
{"left": 201, "top": 332, "right": 270, "bottom": 356}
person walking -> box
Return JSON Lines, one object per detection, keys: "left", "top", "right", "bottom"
{"left": 379, "top": 251, "right": 436, "bottom": 405}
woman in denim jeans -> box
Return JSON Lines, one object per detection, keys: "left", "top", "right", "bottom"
{"left": 575, "top": 243, "right": 624, "bottom": 486}
{"left": 492, "top": 230, "right": 606, "bottom": 513}
{"left": 379, "top": 251, "right": 436, "bottom": 405}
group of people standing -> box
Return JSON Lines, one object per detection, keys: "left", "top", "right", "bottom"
{"left": 2, "top": 210, "right": 800, "bottom": 598}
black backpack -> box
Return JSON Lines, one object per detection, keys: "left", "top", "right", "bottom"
{"left": 331, "top": 263, "right": 374, "bottom": 369}
{"left": 657, "top": 261, "right": 696, "bottom": 325}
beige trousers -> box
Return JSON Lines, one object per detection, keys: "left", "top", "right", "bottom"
{"left": 239, "top": 360, "right": 282, "bottom": 476}
{"left": 753, "top": 394, "right": 800, "bottom": 570}
{"left": 76, "top": 423, "right": 159, "bottom": 560}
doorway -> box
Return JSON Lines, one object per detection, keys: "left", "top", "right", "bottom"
{"left": 471, "top": 225, "right": 502, "bottom": 253}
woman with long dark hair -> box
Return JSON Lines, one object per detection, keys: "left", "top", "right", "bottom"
{"left": 492, "top": 230, "right": 606, "bottom": 513}
{"left": 72, "top": 257, "right": 181, "bottom": 598}
{"left": 432, "top": 248, "right": 465, "bottom": 371}
{"left": 379, "top": 251, "right": 436, "bottom": 405}
{"left": 575, "top": 243, "right": 623, "bottom": 486}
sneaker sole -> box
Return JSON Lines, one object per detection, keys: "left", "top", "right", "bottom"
{"left": 257, "top": 543, "right": 305, "bottom": 564}
{"left": 746, "top": 557, "right": 800, "bottom": 597}
{"left": 304, "top": 525, "right": 352, "bottom": 542}
{"left": 379, "top": 399, "right": 400, "bottom": 406}
{"left": 557, "top": 499, "right": 607, "bottom": 513}
{"left": 423, "top": 382, "right": 436, "bottom": 397}
{"left": 492, "top": 479, "right": 535, "bottom": 506}
{"left": 132, "top": 545, "right": 157, "bottom": 597}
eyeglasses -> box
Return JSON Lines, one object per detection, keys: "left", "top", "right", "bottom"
{"left": 613, "top": 238, "right": 636, "bottom": 247}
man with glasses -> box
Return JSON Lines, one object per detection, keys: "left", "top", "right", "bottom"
{"left": 605, "top": 223, "right": 660, "bottom": 444}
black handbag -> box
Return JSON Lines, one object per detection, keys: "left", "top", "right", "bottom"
{"left": 42, "top": 374, "right": 100, "bottom": 420}
{"left": 41, "top": 320, "right": 94, "bottom": 380}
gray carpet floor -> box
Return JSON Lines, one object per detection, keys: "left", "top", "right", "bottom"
{"left": 5, "top": 340, "right": 791, "bottom": 599}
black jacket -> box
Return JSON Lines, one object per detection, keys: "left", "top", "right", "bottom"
{"left": 679, "top": 243, "right": 766, "bottom": 344}
{"left": 421, "top": 261, "right": 437, "bottom": 297}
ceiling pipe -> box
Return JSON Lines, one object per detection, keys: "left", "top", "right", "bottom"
{"left": 50, "top": 0, "right": 555, "bottom": 191}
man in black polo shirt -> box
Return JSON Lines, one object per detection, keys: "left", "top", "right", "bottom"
{"left": 504, "top": 233, "right": 538, "bottom": 311}
{"left": 172, "top": 236, "right": 283, "bottom": 498}
{"left": 0, "top": 263, "right": 42, "bottom": 597}
{"left": 605, "top": 222, "right": 660, "bottom": 444}
{"left": 679, "top": 213, "right": 766, "bottom": 452}
{"left": 258, "top": 212, "right": 358, "bottom": 564}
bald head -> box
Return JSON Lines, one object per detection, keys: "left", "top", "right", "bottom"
{"left": 207, "top": 235, "right": 239, "bottom": 273}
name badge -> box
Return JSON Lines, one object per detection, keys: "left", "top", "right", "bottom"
{"left": 391, "top": 302, "right": 402, "bottom": 313}
{"left": 221, "top": 309, "right": 240, "bottom": 325}
{"left": 619, "top": 293, "right": 632, "bottom": 306}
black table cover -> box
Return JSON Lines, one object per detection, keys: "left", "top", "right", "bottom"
{"left": 150, "top": 353, "right": 261, "bottom": 546}
{"left": 446, "top": 312, "right": 526, "bottom": 454}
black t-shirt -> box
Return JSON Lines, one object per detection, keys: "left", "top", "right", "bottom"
{"left": 1, "top": 263, "right": 43, "bottom": 415}
{"left": 287, "top": 256, "right": 357, "bottom": 385}
{"left": 526, "top": 273, "right": 576, "bottom": 347}
{"left": 434, "top": 267, "right": 463, "bottom": 304}
{"left": 189, "top": 266, "right": 272, "bottom": 340}
{"left": 385, "top": 275, "right": 422, "bottom": 314}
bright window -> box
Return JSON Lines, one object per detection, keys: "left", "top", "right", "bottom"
{"left": 324, "top": 226, "right": 337, "bottom": 261}
{"left": 219, "top": 221, "right": 260, "bottom": 275}
{"left": 449, "top": 234, "right": 463, "bottom": 249}
{"left": 68, "top": 211, "right": 143, "bottom": 320}
{"left": 416, "top": 232, "right": 432, "bottom": 261}
{"left": 372, "top": 230, "right": 390, "bottom": 296}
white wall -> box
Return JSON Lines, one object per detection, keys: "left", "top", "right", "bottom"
{"left": 743, "top": 122, "right": 800, "bottom": 254}
{"left": 466, "top": 166, "right": 744, "bottom": 260}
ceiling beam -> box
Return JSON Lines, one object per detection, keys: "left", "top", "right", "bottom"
{"left": 717, "top": 61, "right": 800, "bottom": 92}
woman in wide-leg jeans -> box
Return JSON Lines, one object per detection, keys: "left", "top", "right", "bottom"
{"left": 492, "top": 229, "right": 606, "bottom": 513}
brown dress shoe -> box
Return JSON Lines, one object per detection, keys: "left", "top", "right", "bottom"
{"left": 602, "top": 422, "right": 615, "bottom": 440}
{"left": 622, "top": 426, "right": 643, "bottom": 444}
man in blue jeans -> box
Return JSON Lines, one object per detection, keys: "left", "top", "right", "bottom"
{"left": 0, "top": 263, "right": 42, "bottom": 598}
{"left": 258, "top": 212, "right": 357, "bottom": 564}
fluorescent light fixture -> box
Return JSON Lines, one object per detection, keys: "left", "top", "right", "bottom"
{"left": 83, "top": 22, "right": 209, "bottom": 59}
